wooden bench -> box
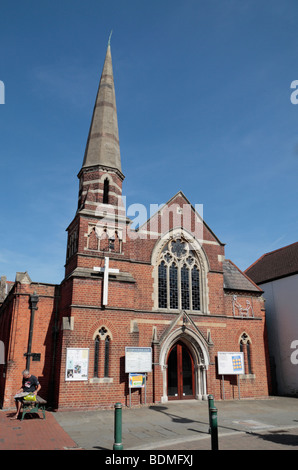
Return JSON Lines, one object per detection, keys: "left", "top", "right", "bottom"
{"left": 21, "top": 395, "right": 47, "bottom": 420}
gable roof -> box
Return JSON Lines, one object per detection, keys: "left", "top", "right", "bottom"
{"left": 223, "top": 259, "right": 262, "bottom": 293}
{"left": 245, "top": 242, "right": 298, "bottom": 284}
{"left": 137, "top": 190, "right": 225, "bottom": 246}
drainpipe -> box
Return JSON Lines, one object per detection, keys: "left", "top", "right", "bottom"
{"left": 25, "top": 292, "right": 39, "bottom": 371}
{"left": 48, "top": 285, "right": 60, "bottom": 408}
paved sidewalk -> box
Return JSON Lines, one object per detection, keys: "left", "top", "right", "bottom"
{"left": 54, "top": 396, "right": 298, "bottom": 451}
{"left": 0, "top": 409, "right": 80, "bottom": 450}
{"left": 162, "top": 427, "right": 298, "bottom": 450}
{"left": 1, "top": 396, "right": 298, "bottom": 451}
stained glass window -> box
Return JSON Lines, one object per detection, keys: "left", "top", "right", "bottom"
{"left": 191, "top": 266, "right": 200, "bottom": 311}
{"left": 171, "top": 239, "right": 187, "bottom": 258}
{"left": 181, "top": 264, "right": 190, "bottom": 310}
{"left": 158, "top": 261, "right": 167, "bottom": 308}
{"left": 157, "top": 238, "right": 202, "bottom": 311}
{"left": 169, "top": 263, "right": 178, "bottom": 309}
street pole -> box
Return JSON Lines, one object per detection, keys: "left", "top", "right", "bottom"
{"left": 113, "top": 402, "right": 123, "bottom": 450}
{"left": 210, "top": 407, "right": 219, "bottom": 450}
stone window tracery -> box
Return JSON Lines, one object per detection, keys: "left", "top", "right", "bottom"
{"left": 86, "top": 225, "right": 122, "bottom": 253}
{"left": 157, "top": 238, "right": 202, "bottom": 312}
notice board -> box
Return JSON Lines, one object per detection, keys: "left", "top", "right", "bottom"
{"left": 125, "top": 347, "right": 152, "bottom": 373}
{"left": 217, "top": 352, "right": 244, "bottom": 375}
{"left": 65, "top": 348, "right": 89, "bottom": 381}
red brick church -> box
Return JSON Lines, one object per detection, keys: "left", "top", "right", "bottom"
{"left": 0, "top": 42, "right": 271, "bottom": 410}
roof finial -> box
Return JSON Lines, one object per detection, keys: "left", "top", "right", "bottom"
{"left": 108, "top": 30, "right": 113, "bottom": 47}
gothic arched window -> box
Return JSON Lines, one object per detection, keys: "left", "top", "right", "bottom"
{"left": 240, "top": 333, "right": 253, "bottom": 375}
{"left": 104, "top": 336, "right": 110, "bottom": 378}
{"left": 158, "top": 238, "right": 202, "bottom": 312}
{"left": 94, "top": 336, "right": 100, "bottom": 378}
{"left": 93, "top": 326, "right": 111, "bottom": 378}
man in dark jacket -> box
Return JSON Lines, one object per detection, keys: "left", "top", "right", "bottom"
{"left": 11, "top": 370, "right": 41, "bottom": 419}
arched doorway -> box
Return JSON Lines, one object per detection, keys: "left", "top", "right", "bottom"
{"left": 167, "top": 341, "right": 195, "bottom": 400}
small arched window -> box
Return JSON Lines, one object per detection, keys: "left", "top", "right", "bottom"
{"left": 104, "top": 336, "right": 110, "bottom": 378}
{"left": 240, "top": 333, "right": 253, "bottom": 375}
{"left": 103, "top": 178, "right": 109, "bottom": 204}
{"left": 94, "top": 336, "right": 100, "bottom": 378}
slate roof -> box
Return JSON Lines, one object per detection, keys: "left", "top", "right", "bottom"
{"left": 245, "top": 242, "right": 298, "bottom": 285}
{"left": 223, "top": 259, "right": 262, "bottom": 293}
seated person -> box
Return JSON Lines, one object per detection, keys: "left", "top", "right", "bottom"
{"left": 11, "top": 369, "right": 41, "bottom": 419}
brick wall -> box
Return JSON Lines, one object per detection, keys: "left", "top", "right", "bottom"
{"left": 0, "top": 281, "right": 58, "bottom": 409}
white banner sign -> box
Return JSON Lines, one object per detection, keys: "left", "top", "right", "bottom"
{"left": 125, "top": 347, "right": 152, "bottom": 373}
{"left": 217, "top": 352, "right": 244, "bottom": 375}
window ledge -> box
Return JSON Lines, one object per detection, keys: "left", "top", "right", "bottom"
{"left": 239, "top": 374, "right": 255, "bottom": 380}
{"left": 89, "top": 377, "right": 113, "bottom": 384}
{"left": 156, "top": 308, "right": 205, "bottom": 314}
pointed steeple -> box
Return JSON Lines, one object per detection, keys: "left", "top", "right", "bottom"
{"left": 82, "top": 39, "right": 122, "bottom": 173}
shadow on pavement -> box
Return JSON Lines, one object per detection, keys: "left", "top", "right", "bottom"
{"left": 253, "top": 430, "right": 298, "bottom": 447}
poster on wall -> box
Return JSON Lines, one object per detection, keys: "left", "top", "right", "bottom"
{"left": 65, "top": 348, "right": 89, "bottom": 381}
{"left": 217, "top": 352, "right": 244, "bottom": 375}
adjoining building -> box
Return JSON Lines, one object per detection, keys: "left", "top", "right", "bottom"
{"left": 245, "top": 242, "right": 298, "bottom": 397}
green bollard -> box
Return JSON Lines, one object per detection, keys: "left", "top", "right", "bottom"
{"left": 210, "top": 407, "right": 219, "bottom": 450}
{"left": 208, "top": 394, "right": 214, "bottom": 433}
{"left": 113, "top": 402, "right": 123, "bottom": 450}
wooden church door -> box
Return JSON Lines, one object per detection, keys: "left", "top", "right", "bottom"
{"left": 167, "top": 341, "right": 195, "bottom": 400}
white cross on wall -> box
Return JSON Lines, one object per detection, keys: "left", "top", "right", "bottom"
{"left": 93, "top": 257, "right": 119, "bottom": 306}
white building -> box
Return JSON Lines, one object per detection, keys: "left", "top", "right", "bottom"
{"left": 245, "top": 242, "right": 298, "bottom": 396}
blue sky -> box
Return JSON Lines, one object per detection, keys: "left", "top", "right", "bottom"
{"left": 0, "top": 0, "right": 298, "bottom": 284}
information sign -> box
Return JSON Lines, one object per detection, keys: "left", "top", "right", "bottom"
{"left": 129, "top": 373, "right": 146, "bottom": 388}
{"left": 217, "top": 351, "right": 244, "bottom": 375}
{"left": 125, "top": 347, "right": 152, "bottom": 373}
{"left": 65, "top": 348, "right": 89, "bottom": 381}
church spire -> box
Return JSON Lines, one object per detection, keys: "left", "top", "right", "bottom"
{"left": 82, "top": 38, "right": 122, "bottom": 173}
